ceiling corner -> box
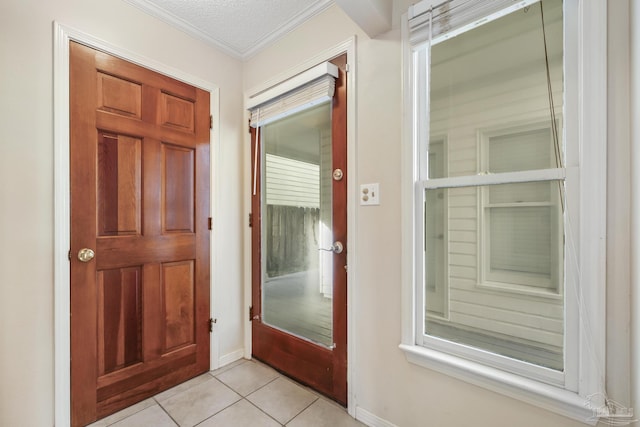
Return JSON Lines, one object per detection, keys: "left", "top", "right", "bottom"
{"left": 240, "top": 0, "right": 336, "bottom": 60}
{"left": 335, "top": 0, "right": 392, "bottom": 38}
{"left": 122, "top": 0, "right": 244, "bottom": 59}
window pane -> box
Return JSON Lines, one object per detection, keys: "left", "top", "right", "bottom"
{"left": 425, "top": 187, "right": 447, "bottom": 317}
{"left": 486, "top": 181, "right": 563, "bottom": 291}
{"left": 489, "top": 181, "right": 550, "bottom": 204}
{"left": 489, "top": 206, "right": 552, "bottom": 281}
{"left": 424, "top": 182, "right": 564, "bottom": 370}
{"left": 488, "top": 128, "right": 554, "bottom": 173}
{"left": 423, "top": 0, "right": 564, "bottom": 371}
{"left": 261, "top": 102, "right": 334, "bottom": 347}
{"left": 429, "top": 0, "right": 563, "bottom": 178}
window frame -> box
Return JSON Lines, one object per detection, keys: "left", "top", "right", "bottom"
{"left": 400, "top": 0, "right": 607, "bottom": 424}
{"left": 477, "top": 120, "right": 564, "bottom": 296}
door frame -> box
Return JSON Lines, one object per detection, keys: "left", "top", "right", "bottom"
{"left": 53, "top": 22, "right": 221, "bottom": 427}
{"left": 242, "top": 37, "right": 357, "bottom": 416}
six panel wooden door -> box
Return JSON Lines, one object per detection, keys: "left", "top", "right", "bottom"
{"left": 70, "top": 41, "right": 210, "bottom": 426}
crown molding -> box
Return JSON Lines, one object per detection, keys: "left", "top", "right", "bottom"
{"left": 122, "top": 0, "right": 334, "bottom": 61}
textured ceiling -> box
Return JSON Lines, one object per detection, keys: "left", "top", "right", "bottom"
{"left": 124, "top": 0, "right": 334, "bottom": 60}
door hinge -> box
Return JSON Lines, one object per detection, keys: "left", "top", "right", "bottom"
{"left": 209, "top": 317, "right": 217, "bottom": 332}
{"left": 345, "top": 63, "right": 351, "bottom": 73}
{"left": 210, "top": 115, "right": 213, "bottom": 130}
{"left": 68, "top": 250, "right": 71, "bottom": 261}
{"left": 208, "top": 217, "right": 212, "bottom": 230}
{"left": 248, "top": 213, "right": 253, "bottom": 228}
{"left": 249, "top": 306, "right": 254, "bottom": 321}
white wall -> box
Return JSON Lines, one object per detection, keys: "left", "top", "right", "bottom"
{"left": 629, "top": 0, "right": 640, "bottom": 424}
{"left": 0, "top": 0, "right": 633, "bottom": 426}
{"left": 0, "top": 0, "right": 245, "bottom": 425}
{"left": 245, "top": 2, "right": 631, "bottom": 426}
{"left": 608, "top": 0, "right": 632, "bottom": 411}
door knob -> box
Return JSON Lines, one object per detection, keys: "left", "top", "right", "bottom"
{"left": 78, "top": 248, "right": 95, "bottom": 262}
{"left": 319, "top": 241, "right": 344, "bottom": 254}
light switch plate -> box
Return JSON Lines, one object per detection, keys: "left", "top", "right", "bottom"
{"left": 360, "top": 183, "right": 380, "bottom": 205}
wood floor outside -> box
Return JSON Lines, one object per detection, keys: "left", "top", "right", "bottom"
{"left": 262, "top": 271, "right": 333, "bottom": 347}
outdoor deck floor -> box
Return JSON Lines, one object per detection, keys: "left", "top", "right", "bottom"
{"left": 263, "top": 271, "right": 333, "bottom": 347}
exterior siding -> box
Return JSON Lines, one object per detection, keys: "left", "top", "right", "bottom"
{"left": 265, "top": 154, "right": 320, "bottom": 208}
{"left": 429, "top": 18, "right": 564, "bottom": 354}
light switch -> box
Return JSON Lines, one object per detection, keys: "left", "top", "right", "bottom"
{"left": 360, "top": 183, "right": 380, "bottom": 205}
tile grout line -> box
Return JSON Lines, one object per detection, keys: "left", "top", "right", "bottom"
{"left": 242, "top": 396, "right": 290, "bottom": 426}
{"left": 156, "top": 376, "right": 242, "bottom": 427}
{"left": 228, "top": 374, "right": 285, "bottom": 425}
{"left": 101, "top": 360, "right": 345, "bottom": 427}
{"left": 188, "top": 387, "right": 244, "bottom": 427}
{"left": 197, "top": 376, "right": 245, "bottom": 425}
{"left": 99, "top": 400, "right": 155, "bottom": 427}
{"left": 154, "top": 397, "right": 181, "bottom": 427}
{"left": 231, "top": 370, "right": 319, "bottom": 426}
{"left": 241, "top": 373, "right": 282, "bottom": 397}
{"left": 283, "top": 395, "right": 320, "bottom": 425}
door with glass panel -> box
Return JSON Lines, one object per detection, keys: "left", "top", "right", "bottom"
{"left": 251, "top": 55, "right": 347, "bottom": 405}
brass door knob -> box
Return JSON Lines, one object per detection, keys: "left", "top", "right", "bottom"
{"left": 78, "top": 248, "right": 95, "bottom": 262}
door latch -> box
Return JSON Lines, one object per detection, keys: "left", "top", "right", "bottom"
{"left": 318, "top": 241, "right": 344, "bottom": 254}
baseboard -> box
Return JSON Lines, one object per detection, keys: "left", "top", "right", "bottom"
{"left": 355, "top": 406, "right": 398, "bottom": 427}
{"left": 218, "top": 349, "right": 244, "bottom": 367}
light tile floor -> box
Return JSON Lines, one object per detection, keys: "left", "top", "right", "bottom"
{"left": 87, "top": 359, "right": 365, "bottom": 427}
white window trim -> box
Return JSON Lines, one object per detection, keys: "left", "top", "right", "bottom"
{"left": 400, "top": 0, "right": 607, "bottom": 424}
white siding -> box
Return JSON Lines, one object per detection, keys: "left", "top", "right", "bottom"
{"left": 319, "top": 129, "right": 333, "bottom": 296}
{"left": 429, "top": 9, "right": 564, "bottom": 354}
{"left": 265, "top": 154, "right": 320, "bottom": 208}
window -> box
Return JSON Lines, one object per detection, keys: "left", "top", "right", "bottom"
{"left": 419, "top": 0, "right": 566, "bottom": 374}
{"left": 425, "top": 136, "right": 448, "bottom": 318}
{"left": 479, "top": 122, "right": 563, "bottom": 294}
{"left": 401, "top": 0, "right": 608, "bottom": 423}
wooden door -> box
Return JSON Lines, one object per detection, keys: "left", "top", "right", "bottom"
{"left": 70, "top": 41, "right": 210, "bottom": 426}
{"left": 251, "top": 55, "right": 347, "bottom": 405}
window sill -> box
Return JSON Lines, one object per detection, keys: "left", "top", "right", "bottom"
{"left": 399, "top": 343, "right": 599, "bottom": 425}
{"left": 476, "top": 280, "right": 563, "bottom": 301}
